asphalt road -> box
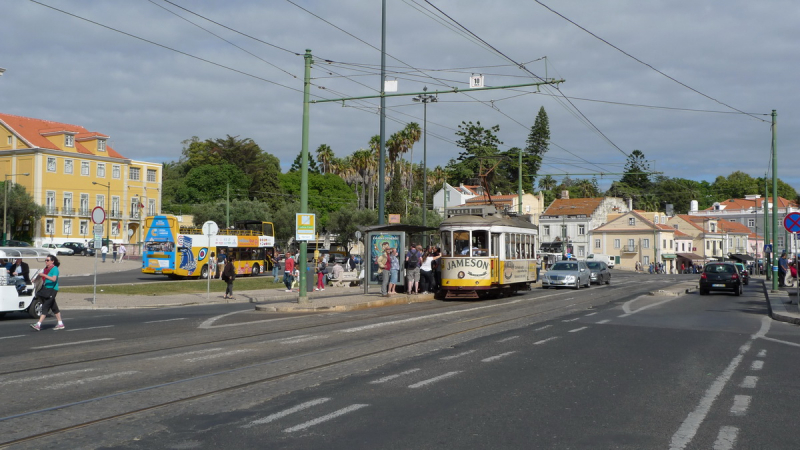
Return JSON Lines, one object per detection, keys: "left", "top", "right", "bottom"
{"left": 1, "top": 272, "right": 798, "bottom": 449}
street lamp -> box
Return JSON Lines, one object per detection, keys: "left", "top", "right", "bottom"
{"left": 92, "top": 181, "right": 111, "bottom": 246}
{"left": 412, "top": 86, "right": 437, "bottom": 246}
{"left": 3, "top": 173, "right": 29, "bottom": 246}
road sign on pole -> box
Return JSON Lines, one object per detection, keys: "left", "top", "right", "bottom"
{"left": 783, "top": 212, "right": 800, "bottom": 232}
{"left": 91, "top": 206, "right": 106, "bottom": 225}
{"left": 296, "top": 213, "right": 315, "bottom": 241}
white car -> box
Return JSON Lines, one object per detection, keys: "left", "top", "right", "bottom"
{"left": 41, "top": 243, "right": 74, "bottom": 255}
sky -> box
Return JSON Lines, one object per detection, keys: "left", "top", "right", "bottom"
{"left": 2, "top": 0, "right": 798, "bottom": 200}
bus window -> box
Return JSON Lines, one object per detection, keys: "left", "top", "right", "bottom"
{"left": 454, "top": 230, "right": 470, "bottom": 256}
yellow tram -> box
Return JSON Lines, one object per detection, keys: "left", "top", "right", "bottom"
{"left": 439, "top": 205, "right": 539, "bottom": 299}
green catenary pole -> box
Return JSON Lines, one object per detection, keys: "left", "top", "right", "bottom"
{"left": 771, "top": 110, "right": 778, "bottom": 291}
{"left": 764, "top": 175, "right": 770, "bottom": 281}
{"left": 518, "top": 149, "right": 522, "bottom": 215}
{"left": 378, "top": 0, "right": 387, "bottom": 225}
{"left": 299, "top": 49, "right": 312, "bottom": 303}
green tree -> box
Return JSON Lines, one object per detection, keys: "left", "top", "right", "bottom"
{"left": 524, "top": 106, "right": 550, "bottom": 179}
{"left": 179, "top": 164, "right": 251, "bottom": 204}
{"left": 290, "top": 151, "right": 320, "bottom": 173}
{"left": 327, "top": 208, "right": 379, "bottom": 254}
{"left": 621, "top": 149, "right": 651, "bottom": 190}
{"left": 538, "top": 174, "right": 556, "bottom": 191}
{"left": 315, "top": 144, "right": 335, "bottom": 174}
{"left": 386, "top": 161, "right": 405, "bottom": 215}
{"left": 1, "top": 182, "right": 45, "bottom": 242}
{"left": 279, "top": 171, "right": 357, "bottom": 225}
{"left": 447, "top": 121, "right": 504, "bottom": 190}
{"left": 190, "top": 199, "right": 272, "bottom": 227}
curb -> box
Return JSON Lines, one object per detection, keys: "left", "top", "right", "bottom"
{"left": 254, "top": 293, "right": 436, "bottom": 313}
{"left": 763, "top": 282, "right": 800, "bottom": 325}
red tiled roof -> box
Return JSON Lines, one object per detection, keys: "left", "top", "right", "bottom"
{"left": 543, "top": 197, "right": 604, "bottom": 216}
{"left": 0, "top": 113, "right": 126, "bottom": 159}
{"left": 704, "top": 196, "right": 798, "bottom": 210}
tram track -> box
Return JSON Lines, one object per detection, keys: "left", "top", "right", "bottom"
{"left": 0, "top": 279, "right": 674, "bottom": 447}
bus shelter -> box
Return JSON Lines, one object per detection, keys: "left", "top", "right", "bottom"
{"left": 362, "top": 224, "right": 437, "bottom": 293}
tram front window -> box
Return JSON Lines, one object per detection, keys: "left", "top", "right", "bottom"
{"left": 454, "top": 231, "right": 470, "bottom": 256}
{"left": 441, "top": 231, "right": 453, "bottom": 256}
{"left": 472, "top": 230, "right": 488, "bottom": 256}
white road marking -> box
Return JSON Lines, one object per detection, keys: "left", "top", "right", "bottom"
{"left": 280, "top": 335, "right": 328, "bottom": 345}
{"left": 370, "top": 369, "right": 421, "bottom": 384}
{"left": 199, "top": 309, "right": 310, "bottom": 329}
{"left": 497, "top": 336, "right": 519, "bottom": 343}
{"left": 1, "top": 368, "right": 96, "bottom": 385}
{"left": 185, "top": 349, "right": 253, "bottom": 362}
{"left": 739, "top": 376, "right": 758, "bottom": 389}
{"left": 562, "top": 318, "right": 579, "bottom": 322}
{"left": 144, "top": 318, "right": 186, "bottom": 324}
{"left": 482, "top": 351, "right": 516, "bottom": 362}
{"left": 146, "top": 348, "right": 224, "bottom": 360}
{"left": 568, "top": 327, "right": 588, "bottom": 333}
{"left": 340, "top": 299, "right": 526, "bottom": 333}
{"left": 584, "top": 312, "right": 598, "bottom": 316}
{"left": 713, "top": 426, "right": 739, "bottom": 450}
{"left": 534, "top": 325, "right": 552, "bottom": 331}
{"left": 757, "top": 349, "right": 767, "bottom": 357}
{"left": 440, "top": 350, "right": 476, "bottom": 360}
{"left": 621, "top": 296, "right": 679, "bottom": 317}
{"left": 31, "top": 338, "right": 114, "bottom": 349}
{"left": 283, "top": 404, "right": 369, "bottom": 433}
{"left": 533, "top": 337, "right": 558, "bottom": 345}
{"left": 0, "top": 335, "right": 24, "bottom": 340}
{"left": 408, "top": 371, "right": 461, "bottom": 389}
{"left": 596, "top": 319, "right": 611, "bottom": 324}
{"left": 758, "top": 336, "right": 800, "bottom": 348}
{"left": 750, "top": 360, "right": 764, "bottom": 370}
{"left": 669, "top": 316, "right": 771, "bottom": 450}
{"left": 730, "top": 395, "right": 751, "bottom": 416}
{"left": 44, "top": 371, "right": 138, "bottom": 390}
{"left": 244, "top": 398, "right": 330, "bottom": 427}
{"left": 67, "top": 325, "right": 115, "bottom": 332}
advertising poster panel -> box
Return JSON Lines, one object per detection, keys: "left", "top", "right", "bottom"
{"left": 368, "top": 232, "right": 403, "bottom": 285}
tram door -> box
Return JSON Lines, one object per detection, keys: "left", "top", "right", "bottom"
{"left": 491, "top": 233, "right": 501, "bottom": 281}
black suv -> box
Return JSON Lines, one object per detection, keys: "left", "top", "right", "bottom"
{"left": 63, "top": 241, "right": 89, "bottom": 256}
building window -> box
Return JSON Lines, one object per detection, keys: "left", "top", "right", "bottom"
{"left": 147, "top": 169, "right": 157, "bottom": 182}
{"left": 131, "top": 197, "right": 140, "bottom": 218}
{"left": 643, "top": 238, "right": 650, "bottom": 249}
{"left": 98, "top": 139, "right": 106, "bottom": 152}
{"left": 578, "top": 225, "right": 586, "bottom": 235}
{"left": 747, "top": 218, "right": 755, "bottom": 227}
{"left": 96, "top": 194, "right": 105, "bottom": 209}
{"left": 6, "top": 136, "right": 10, "bottom": 145}
{"left": 112, "top": 221, "right": 119, "bottom": 236}
{"left": 63, "top": 219, "right": 72, "bottom": 236}
{"left": 112, "top": 165, "right": 121, "bottom": 179}
{"left": 628, "top": 239, "right": 635, "bottom": 248}
{"left": 64, "top": 159, "right": 74, "bottom": 174}
{"left": 79, "top": 220, "right": 88, "bottom": 236}
{"left": 654, "top": 216, "right": 659, "bottom": 224}
{"left": 663, "top": 239, "right": 666, "bottom": 249}
{"left": 543, "top": 225, "right": 550, "bottom": 236}
{"left": 46, "top": 191, "right": 56, "bottom": 214}
{"left": 681, "top": 242, "right": 686, "bottom": 251}
{"left": 643, "top": 256, "right": 650, "bottom": 265}
{"left": 561, "top": 225, "right": 567, "bottom": 238}
{"left": 45, "top": 219, "right": 55, "bottom": 235}
{"left": 111, "top": 196, "right": 120, "bottom": 218}
{"left": 65, "top": 134, "right": 74, "bottom": 147}
{"left": 81, "top": 161, "right": 90, "bottom": 176}
{"left": 578, "top": 246, "right": 585, "bottom": 257}
{"left": 129, "top": 167, "right": 140, "bottom": 181}
{"left": 670, "top": 240, "right": 673, "bottom": 249}
{"left": 706, "top": 241, "right": 710, "bottom": 250}
{"left": 97, "top": 163, "right": 106, "bottom": 178}
{"left": 80, "top": 194, "right": 89, "bottom": 215}
{"left": 47, "top": 157, "right": 56, "bottom": 172}
{"left": 595, "top": 239, "right": 601, "bottom": 248}
{"left": 63, "top": 192, "right": 73, "bottom": 214}
{"left": 148, "top": 198, "right": 156, "bottom": 216}
{"left": 614, "top": 239, "right": 620, "bottom": 249}
{"left": 628, "top": 218, "right": 635, "bottom": 226}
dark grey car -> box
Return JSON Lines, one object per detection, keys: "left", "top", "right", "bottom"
{"left": 586, "top": 261, "right": 611, "bottom": 285}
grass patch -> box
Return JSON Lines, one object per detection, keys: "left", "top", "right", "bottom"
{"left": 60, "top": 276, "right": 290, "bottom": 295}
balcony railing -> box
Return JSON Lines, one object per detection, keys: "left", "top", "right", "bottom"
{"left": 61, "top": 207, "right": 75, "bottom": 216}
{"left": 621, "top": 245, "right": 639, "bottom": 253}
{"left": 109, "top": 210, "right": 123, "bottom": 219}
{"left": 45, "top": 206, "right": 59, "bottom": 215}
{"left": 78, "top": 208, "right": 91, "bottom": 217}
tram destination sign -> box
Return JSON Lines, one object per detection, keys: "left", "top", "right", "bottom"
{"left": 447, "top": 205, "right": 497, "bottom": 217}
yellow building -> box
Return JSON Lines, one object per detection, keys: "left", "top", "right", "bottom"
{"left": 0, "top": 113, "right": 161, "bottom": 248}
{"left": 591, "top": 210, "right": 677, "bottom": 272}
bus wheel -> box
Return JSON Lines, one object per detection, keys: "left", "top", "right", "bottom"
{"left": 28, "top": 298, "right": 43, "bottom": 319}
{"left": 200, "top": 265, "right": 209, "bottom": 279}
{"left": 251, "top": 264, "right": 261, "bottom": 276}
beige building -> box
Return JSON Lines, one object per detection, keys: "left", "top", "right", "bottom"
{"left": 591, "top": 210, "right": 677, "bottom": 272}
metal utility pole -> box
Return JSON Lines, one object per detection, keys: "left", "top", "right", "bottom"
{"left": 298, "top": 49, "right": 312, "bottom": 303}
{"left": 412, "top": 87, "right": 437, "bottom": 245}
{"left": 518, "top": 149, "right": 523, "bottom": 215}
{"left": 378, "top": 0, "right": 387, "bottom": 225}
{"left": 764, "top": 176, "right": 771, "bottom": 281}
{"left": 771, "top": 110, "right": 779, "bottom": 291}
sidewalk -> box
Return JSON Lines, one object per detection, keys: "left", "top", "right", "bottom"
{"left": 761, "top": 275, "right": 800, "bottom": 325}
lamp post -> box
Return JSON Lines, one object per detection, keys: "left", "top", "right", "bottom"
{"left": 412, "top": 86, "right": 437, "bottom": 246}
{"left": 4, "top": 173, "right": 29, "bottom": 246}
{"left": 92, "top": 181, "right": 111, "bottom": 246}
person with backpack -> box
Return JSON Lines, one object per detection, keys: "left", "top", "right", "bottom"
{"left": 405, "top": 243, "right": 422, "bottom": 294}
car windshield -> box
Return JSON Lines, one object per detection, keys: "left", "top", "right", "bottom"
{"left": 551, "top": 262, "right": 578, "bottom": 271}
{"left": 586, "top": 262, "right": 602, "bottom": 269}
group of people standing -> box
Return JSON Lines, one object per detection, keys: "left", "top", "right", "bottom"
{"left": 99, "top": 243, "right": 126, "bottom": 263}
{"left": 377, "top": 243, "right": 442, "bottom": 297}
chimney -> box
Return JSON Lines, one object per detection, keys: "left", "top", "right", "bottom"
{"left": 561, "top": 190, "right": 570, "bottom": 199}
{"left": 627, "top": 197, "right": 632, "bottom": 211}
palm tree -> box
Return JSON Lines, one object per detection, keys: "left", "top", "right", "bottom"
{"left": 538, "top": 174, "right": 556, "bottom": 191}
{"left": 351, "top": 149, "right": 371, "bottom": 209}
{"left": 315, "top": 144, "right": 334, "bottom": 174}
{"left": 575, "top": 179, "right": 594, "bottom": 198}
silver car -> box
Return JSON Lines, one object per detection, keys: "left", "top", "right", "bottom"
{"left": 542, "top": 261, "right": 591, "bottom": 289}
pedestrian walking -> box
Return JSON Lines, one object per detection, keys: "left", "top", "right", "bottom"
{"left": 388, "top": 248, "right": 399, "bottom": 295}
{"left": 30, "top": 255, "right": 64, "bottom": 331}
{"left": 112, "top": 244, "right": 118, "bottom": 263}
{"left": 118, "top": 244, "right": 127, "bottom": 263}
{"left": 216, "top": 249, "right": 227, "bottom": 279}
{"left": 209, "top": 252, "right": 217, "bottom": 279}
{"left": 101, "top": 244, "right": 108, "bottom": 263}
{"left": 271, "top": 253, "right": 281, "bottom": 283}
{"left": 283, "top": 251, "right": 295, "bottom": 292}
{"left": 779, "top": 251, "right": 789, "bottom": 287}
{"left": 222, "top": 255, "right": 236, "bottom": 299}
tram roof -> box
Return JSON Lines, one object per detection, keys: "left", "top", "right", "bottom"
{"left": 440, "top": 213, "right": 538, "bottom": 230}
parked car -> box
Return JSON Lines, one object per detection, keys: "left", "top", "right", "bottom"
{"left": 699, "top": 262, "right": 743, "bottom": 296}
{"left": 586, "top": 261, "right": 611, "bottom": 285}
{"left": 733, "top": 262, "right": 750, "bottom": 285}
{"left": 541, "top": 260, "right": 591, "bottom": 290}
{"left": 5, "top": 239, "right": 31, "bottom": 247}
{"left": 42, "top": 243, "right": 74, "bottom": 255}
{"left": 62, "top": 241, "right": 89, "bottom": 256}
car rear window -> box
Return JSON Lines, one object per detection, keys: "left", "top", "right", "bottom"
{"left": 705, "top": 264, "right": 734, "bottom": 273}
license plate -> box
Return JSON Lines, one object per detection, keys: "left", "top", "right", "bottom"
{"left": 712, "top": 284, "right": 725, "bottom": 287}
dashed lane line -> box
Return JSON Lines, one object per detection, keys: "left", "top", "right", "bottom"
{"left": 757, "top": 349, "right": 766, "bottom": 357}
{"left": 44, "top": 371, "right": 139, "bottom": 390}
{"left": 497, "top": 336, "right": 520, "bottom": 343}
{"left": 185, "top": 349, "right": 253, "bottom": 362}
{"left": 280, "top": 335, "right": 328, "bottom": 345}
{"left": 146, "top": 348, "right": 224, "bottom": 360}
{"left": 584, "top": 312, "right": 598, "bottom": 316}
{"left": 750, "top": 360, "right": 764, "bottom": 370}
{"left": 730, "top": 395, "right": 751, "bottom": 416}
{"left": 534, "top": 325, "right": 552, "bottom": 331}
{"left": 713, "top": 426, "right": 739, "bottom": 450}
{"left": 533, "top": 337, "right": 558, "bottom": 345}
{"left": 0, "top": 335, "right": 24, "bottom": 340}
{"left": 369, "top": 369, "right": 420, "bottom": 384}
{"left": 243, "top": 398, "right": 330, "bottom": 427}
{"left": 283, "top": 404, "right": 369, "bottom": 433}
{"left": 596, "top": 319, "right": 611, "bottom": 324}
{"left": 408, "top": 371, "right": 461, "bottom": 389}
{"left": 144, "top": 318, "right": 186, "bottom": 324}
{"left": 67, "top": 325, "right": 115, "bottom": 332}
{"left": 568, "top": 327, "right": 588, "bottom": 333}
{"left": 440, "top": 350, "right": 476, "bottom": 360}
{"left": 1, "top": 369, "right": 96, "bottom": 385}
{"left": 31, "top": 338, "right": 114, "bottom": 349}
{"left": 562, "top": 318, "right": 579, "bottom": 322}
{"left": 481, "top": 351, "right": 516, "bottom": 363}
